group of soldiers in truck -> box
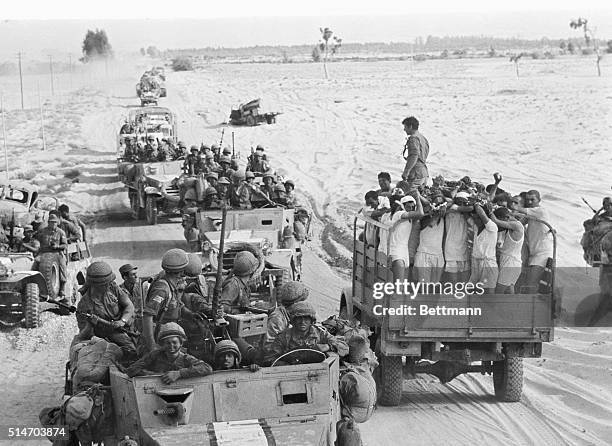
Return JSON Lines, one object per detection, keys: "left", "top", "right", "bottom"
{"left": 362, "top": 170, "right": 554, "bottom": 295}
{"left": 71, "top": 249, "right": 376, "bottom": 430}
{"left": 178, "top": 143, "right": 299, "bottom": 211}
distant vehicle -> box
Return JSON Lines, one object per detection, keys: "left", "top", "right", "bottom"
{"left": 0, "top": 241, "right": 91, "bottom": 328}
{"left": 341, "top": 213, "right": 558, "bottom": 405}
{"left": 0, "top": 182, "right": 56, "bottom": 228}
{"left": 229, "top": 98, "right": 280, "bottom": 126}
{"left": 117, "top": 106, "right": 178, "bottom": 153}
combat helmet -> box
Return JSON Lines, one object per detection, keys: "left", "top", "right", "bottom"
{"left": 161, "top": 248, "right": 189, "bottom": 273}
{"left": 232, "top": 251, "right": 259, "bottom": 277}
{"left": 157, "top": 322, "right": 186, "bottom": 343}
{"left": 277, "top": 281, "right": 309, "bottom": 306}
{"left": 214, "top": 340, "right": 242, "bottom": 363}
{"left": 185, "top": 253, "right": 203, "bottom": 277}
{"left": 289, "top": 301, "right": 317, "bottom": 322}
{"left": 86, "top": 261, "right": 115, "bottom": 285}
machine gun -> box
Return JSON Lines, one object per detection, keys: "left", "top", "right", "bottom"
{"left": 211, "top": 205, "right": 229, "bottom": 327}
{"left": 47, "top": 298, "right": 139, "bottom": 337}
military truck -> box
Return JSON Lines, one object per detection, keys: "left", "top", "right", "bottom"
{"left": 340, "top": 213, "right": 557, "bottom": 405}
{"left": 0, "top": 241, "right": 91, "bottom": 328}
{"left": 193, "top": 207, "right": 304, "bottom": 284}
{"left": 104, "top": 356, "right": 340, "bottom": 445}
{"left": 229, "top": 98, "right": 280, "bottom": 126}
{"left": 117, "top": 107, "right": 183, "bottom": 225}
{"left": 0, "top": 182, "right": 56, "bottom": 227}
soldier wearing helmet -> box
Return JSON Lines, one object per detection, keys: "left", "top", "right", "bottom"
{"left": 184, "top": 145, "right": 203, "bottom": 175}
{"left": 75, "top": 261, "right": 137, "bottom": 359}
{"left": 271, "top": 183, "right": 287, "bottom": 206}
{"left": 205, "top": 171, "right": 219, "bottom": 189}
{"left": 210, "top": 143, "right": 221, "bottom": 163}
{"left": 34, "top": 213, "right": 68, "bottom": 299}
{"left": 262, "top": 281, "right": 309, "bottom": 351}
{"left": 260, "top": 172, "right": 275, "bottom": 199}
{"left": 220, "top": 250, "right": 260, "bottom": 314}
{"left": 119, "top": 264, "right": 143, "bottom": 332}
{"left": 264, "top": 301, "right": 349, "bottom": 365}
{"left": 218, "top": 155, "right": 235, "bottom": 179}
{"left": 216, "top": 177, "right": 232, "bottom": 207}
{"left": 142, "top": 248, "right": 202, "bottom": 353}
{"left": 236, "top": 171, "right": 256, "bottom": 209}
{"left": 203, "top": 151, "right": 220, "bottom": 174}
{"left": 284, "top": 180, "right": 298, "bottom": 208}
{"left": 13, "top": 224, "right": 40, "bottom": 255}
{"left": 126, "top": 322, "right": 212, "bottom": 382}
{"left": 213, "top": 339, "right": 260, "bottom": 372}
{"left": 247, "top": 145, "right": 270, "bottom": 174}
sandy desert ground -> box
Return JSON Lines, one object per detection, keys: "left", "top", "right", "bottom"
{"left": 0, "top": 55, "right": 611, "bottom": 445}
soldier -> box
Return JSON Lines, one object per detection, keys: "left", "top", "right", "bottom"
{"left": 205, "top": 171, "right": 219, "bottom": 189}
{"left": 218, "top": 155, "right": 235, "bottom": 179}
{"left": 180, "top": 254, "right": 213, "bottom": 356}
{"left": 184, "top": 145, "right": 202, "bottom": 175}
{"left": 49, "top": 210, "right": 81, "bottom": 243}
{"left": 120, "top": 119, "right": 133, "bottom": 135}
{"left": 175, "top": 141, "right": 188, "bottom": 159}
{"left": 141, "top": 248, "right": 202, "bottom": 353}
{"left": 13, "top": 225, "right": 40, "bottom": 254}
{"left": 271, "top": 183, "right": 287, "bottom": 206}
{"left": 214, "top": 340, "right": 260, "bottom": 372}
{"left": 216, "top": 177, "right": 232, "bottom": 206}
{"left": 229, "top": 170, "right": 244, "bottom": 208}
{"left": 203, "top": 187, "right": 222, "bottom": 210}
{"left": 58, "top": 204, "right": 87, "bottom": 241}
{"left": 236, "top": 171, "right": 256, "bottom": 209}
{"left": 119, "top": 264, "right": 144, "bottom": 332}
{"left": 126, "top": 323, "right": 213, "bottom": 382}
{"left": 260, "top": 172, "right": 275, "bottom": 199}
{"left": 144, "top": 136, "right": 159, "bottom": 161}
{"left": 34, "top": 214, "right": 68, "bottom": 299}
{"left": 75, "top": 261, "right": 137, "bottom": 360}
{"left": 284, "top": 180, "right": 297, "bottom": 208}
{"left": 264, "top": 302, "right": 349, "bottom": 365}
{"left": 203, "top": 152, "right": 220, "bottom": 174}
{"left": 220, "top": 251, "right": 260, "bottom": 314}
{"left": 211, "top": 143, "right": 221, "bottom": 163}
{"left": 247, "top": 146, "right": 270, "bottom": 174}
{"left": 262, "top": 281, "right": 309, "bottom": 352}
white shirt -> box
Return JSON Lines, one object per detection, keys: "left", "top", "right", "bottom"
{"left": 388, "top": 211, "right": 413, "bottom": 259}
{"left": 472, "top": 220, "right": 498, "bottom": 260}
{"left": 444, "top": 212, "right": 469, "bottom": 261}
{"left": 417, "top": 220, "right": 444, "bottom": 256}
{"left": 523, "top": 206, "right": 553, "bottom": 255}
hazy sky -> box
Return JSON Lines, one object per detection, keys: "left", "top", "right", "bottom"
{"left": 4, "top": 0, "right": 611, "bottom": 19}
{"left": 1, "top": 1, "right": 611, "bottom": 58}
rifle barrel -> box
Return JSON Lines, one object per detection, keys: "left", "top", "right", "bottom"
{"left": 212, "top": 206, "right": 227, "bottom": 318}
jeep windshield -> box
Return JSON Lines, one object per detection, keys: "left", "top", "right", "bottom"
{"left": 0, "top": 186, "right": 29, "bottom": 205}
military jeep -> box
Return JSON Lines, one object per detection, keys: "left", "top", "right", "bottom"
{"left": 0, "top": 241, "right": 91, "bottom": 328}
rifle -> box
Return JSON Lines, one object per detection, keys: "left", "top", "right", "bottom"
{"left": 219, "top": 128, "right": 225, "bottom": 148}
{"left": 8, "top": 208, "right": 15, "bottom": 250}
{"left": 232, "top": 132, "right": 235, "bottom": 158}
{"left": 212, "top": 205, "right": 229, "bottom": 327}
{"left": 48, "top": 298, "right": 139, "bottom": 337}
{"left": 581, "top": 197, "right": 598, "bottom": 214}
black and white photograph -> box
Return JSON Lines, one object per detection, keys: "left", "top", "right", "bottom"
{"left": 0, "top": 0, "right": 610, "bottom": 444}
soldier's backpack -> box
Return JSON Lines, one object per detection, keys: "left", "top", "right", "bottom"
{"left": 338, "top": 365, "right": 377, "bottom": 424}
{"left": 70, "top": 336, "right": 123, "bottom": 391}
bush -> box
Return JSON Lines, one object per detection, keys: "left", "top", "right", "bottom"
{"left": 172, "top": 57, "right": 193, "bottom": 71}
{"left": 581, "top": 48, "right": 594, "bottom": 55}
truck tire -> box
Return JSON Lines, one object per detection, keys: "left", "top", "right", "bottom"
{"left": 146, "top": 196, "right": 158, "bottom": 225}
{"left": 493, "top": 357, "right": 523, "bottom": 402}
{"left": 246, "top": 115, "right": 255, "bottom": 126}
{"left": 24, "top": 283, "right": 40, "bottom": 329}
{"left": 379, "top": 355, "right": 403, "bottom": 406}
{"left": 38, "top": 253, "right": 60, "bottom": 299}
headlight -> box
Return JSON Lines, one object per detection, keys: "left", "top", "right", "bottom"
{"left": 261, "top": 239, "right": 272, "bottom": 256}
{"left": 0, "top": 263, "right": 9, "bottom": 278}
{"left": 202, "top": 241, "right": 212, "bottom": 252}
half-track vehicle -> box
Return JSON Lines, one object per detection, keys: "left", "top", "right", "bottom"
{"left": 229, "top": 98, "right": 280, "bottom": 126}
{"left": 0, "top": 241, "right": 91, "bottom": 328}
{"left": 340, "top": 213, "right": 558, "bottom": 405}
{"left": 118, "top": 107, "right": 183, "bottom": 225}
{"left": 0, "top": 182, "right": 55, "bottom": 227}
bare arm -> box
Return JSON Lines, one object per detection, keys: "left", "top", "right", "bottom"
{"left": 474, "top": 204, "right": 490, "bottom": 225}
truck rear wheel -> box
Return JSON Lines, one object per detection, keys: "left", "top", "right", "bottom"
{"left": 493, "top": 357, "right": 523, "bottom": 402}
{"left": 146, "top": 196, "right": 158, "bottom": 225}
{"left": 379, "top": 355, "right": 403, "bottom": 406}
{"left": 24, "top": 283, "right": 40, "bottom": 329}
{"left": 246, "top": 115, "right": 255, "bottom": 126}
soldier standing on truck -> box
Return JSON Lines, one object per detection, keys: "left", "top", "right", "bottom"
{"left": 401, "top": 116, "right": 429, "bottom": 192}
{"left": 58, "top": 204, "right": 87, "bottom": 242}
{"left": 220, "top": 251, "right": 259, "bottom": 314}
{"left": 184, "top": 145, "right": 203, "bottom": 175}
{"left": 49, "top": 210, "right": 81, "bottom": 243}
{"left": 141, "top": 249, "right": 203, "bottom": 353}
{"left": 247, "top": 145, "right": 270, "bottom": 173}
{"left": 34, "top": 214, "right": 68, "bottom": 299}
{"left": 119, "top": 264, "right": 144, "bottom": 332}
{"left": 75, "top": 261, "right": 137, "bottom": 360}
